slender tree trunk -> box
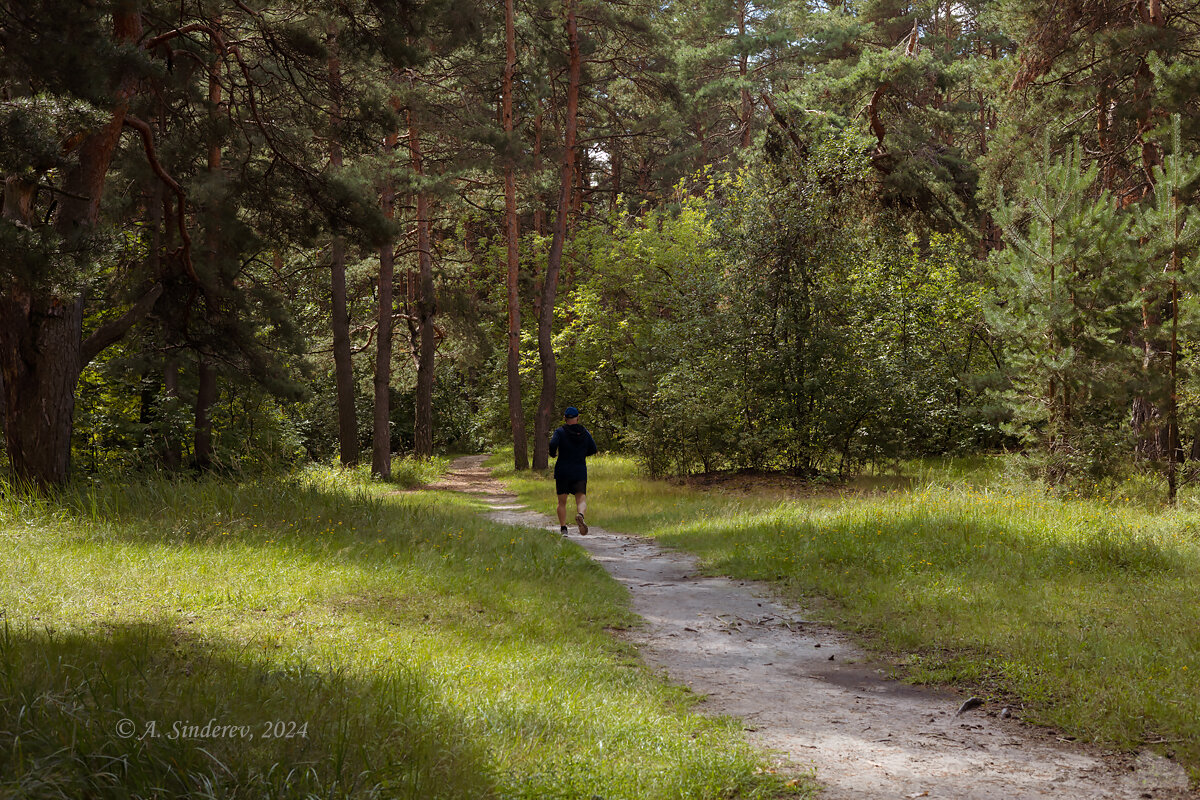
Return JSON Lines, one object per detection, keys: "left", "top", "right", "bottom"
{"left": 1167, "top": 194, "right": 1181, "bottom": 503}
{"left": 1149, "top": 0, "right": 1178, "bottom": 504}
{"left": 193, "top": 18, "right": 223, "bottom": 473}
{"left": 1131, "top": 1, "right": 1171, "bottom": 472}
{"left": 328, "top": 27, "right": 359, "bottom": 466}
{"left": 533, "top": 102, "right": 545, "bottom": 235}
{"left": 410, "top": 102, "right": 436, "bottom": 459}
{"left": 159, "top": 147, "right": 181, "bottom": 470}
{"left": 373, "top": 116, "right": 398, "bottom": 478}
{"left": 1047, "top": 220, "right": 1064, "bottom": 456}
{"left": 153, "top": 116, "right": 182, "bottom": 470}
{"left": 504, "top": 0, "right": 529, "bottom": 470}
{"left": 532, "top": 0, "right": 580, "bottom": 469}
{"left": 139, "top": 176, "right": 163, "bottom": 453}
{"left": 0, "top": 5, "right": 141, "bottom": 488}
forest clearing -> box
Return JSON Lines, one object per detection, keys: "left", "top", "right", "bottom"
{"left": 5, "top": 0, "right": 1200, "bottom": 796}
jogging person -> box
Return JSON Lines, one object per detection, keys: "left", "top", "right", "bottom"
{"left": 548, "top": 406, "right": 598, "bottom": 535}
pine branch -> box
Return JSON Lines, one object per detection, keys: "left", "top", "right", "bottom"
{"left": 122, "top": 114, "right": 199, "bottom": 288}
{"left": 145, "top": 23, "right": 216, "bottom": 50}
{"left": 80, "top": 283, "right": 164, "bottom": 365}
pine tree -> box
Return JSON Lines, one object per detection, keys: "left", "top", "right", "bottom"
{"left": 1130, "top": 116, "right": 1200, "bottom": 502}
{"left": 989, "top": 139, "right": 1141, "bottom": 483}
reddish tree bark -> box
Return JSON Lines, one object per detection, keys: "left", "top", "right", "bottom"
{"left": 0, "top": 292, "right": 85, "bottom": 487}
{"left": 503, "top": 0, "right": 530, "bottom": 470}
{"left": 533, "top": 0, "right": 580, "bottom": 470}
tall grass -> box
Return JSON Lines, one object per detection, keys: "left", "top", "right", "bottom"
{"left": 493, "top": 452, "right": 1200, "bottom": 781}
{"left": 0, "top": 462, "right": 799, "bottom": 799}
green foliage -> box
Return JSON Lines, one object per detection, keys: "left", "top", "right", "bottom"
{"left": 845, "top": 231, "right": 992, "bottom": 458}
{"left": 556, "top": 132, "right": 990, "bottom": 477}
{"left": 988, "top": 139, "right": 1142, "bottom": 483}
{"left": 989, "top": 122, "right": 1200, "bottom": 494}
{"left": 72, "top": 336, "right": 308, "bottom": 476}
{"left": 1133, "top": 118, "right": 1200, "bottom": 463}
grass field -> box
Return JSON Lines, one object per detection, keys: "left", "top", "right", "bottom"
{"left": 0, "top": 458, "right": 802, "bottom": 799}
{"left": 493, "top": 452, "right": 1200, "bottom": 782}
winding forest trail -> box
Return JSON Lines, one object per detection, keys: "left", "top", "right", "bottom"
{"left": 430, "top": 455, "right": 1194, "bottom": 799}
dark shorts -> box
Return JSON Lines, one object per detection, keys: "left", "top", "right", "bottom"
{"left": 556, "top": 478, "right": 587, "bottom": 496}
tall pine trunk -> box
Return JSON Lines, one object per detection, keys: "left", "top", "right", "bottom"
{"left": 373, "top": 116, "right": 399, "bottom": 478}
{"left": 160, "top": 155, "right": 182, "bottom": 470}
{"left": 504, "top": 0, "right": 529, "bottom": 470}
{"left": 328, "top": 27, "right": 359, "bottom": 466}
{"left": 409, "top": 103, "right": 436, "bottom": 459}
{"left": 194, "top": 17, "right": 222, "bottom": 471}
{"left": 532, "top": 0, "right": 580, "bottom": 469}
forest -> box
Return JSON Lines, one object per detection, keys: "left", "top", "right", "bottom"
{"left": 6, "top": 2, "right": 1200, "bottom": 798}
{"left": 3, "top": 0, "right": 1199, "bottom": 499}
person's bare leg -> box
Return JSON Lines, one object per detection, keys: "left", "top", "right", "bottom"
{"left": 557, "top": 494, "right": 569, "bottom": 526}
{"left": 574, "top": 493, "right": 588, "bottom": 534}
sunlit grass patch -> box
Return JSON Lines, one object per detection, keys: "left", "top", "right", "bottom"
{"left": 0, "top": 463, "right": 802, "bottom": 799}
{"left": 494, "top": 452, "right": 1200, "bottom": 780}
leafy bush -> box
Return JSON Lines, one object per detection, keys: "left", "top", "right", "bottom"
{"left": 555, "top": 133, "right": 991, "bottom": 477}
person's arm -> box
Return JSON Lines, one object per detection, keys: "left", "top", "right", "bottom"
{"left": 586, "top": 431, "right": 598, "bottom": 457}
{"left": 548, "top": 428, "right": 561, "bottom": 457}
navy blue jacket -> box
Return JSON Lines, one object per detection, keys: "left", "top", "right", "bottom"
{"left": 548, "top": 424, "right": 598, "bottom": 481}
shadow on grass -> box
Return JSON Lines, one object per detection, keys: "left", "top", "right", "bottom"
{"left": 2, "top": 472, "right": 624, "bottom": 643}
{"left": 0, "top": 620, "right": 495, "bottom": 800}
{"left": 0, "top": 471, "right": 798, "bottom": 800}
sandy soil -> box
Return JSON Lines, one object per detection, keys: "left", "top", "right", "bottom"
{"left": 435, "top": 455, "right": 1195, "bottom": 799}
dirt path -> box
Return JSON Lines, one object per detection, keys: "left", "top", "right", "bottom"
{"left": 433, "top": 455, "right": 1194, "bottom": 799}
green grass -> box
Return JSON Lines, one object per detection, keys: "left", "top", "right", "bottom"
{"left": 0, "top": 458, "right": 802, "bottom": 799}
{"left": 389, "top": 453, "right": 452, "bottom": 488}
{"left": 493, "top": 452, "right": 1200, "bottom": 781}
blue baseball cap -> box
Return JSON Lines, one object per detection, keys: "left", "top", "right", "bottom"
{"left": 563, "top": 406, "right": 580, "bottom": 418}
